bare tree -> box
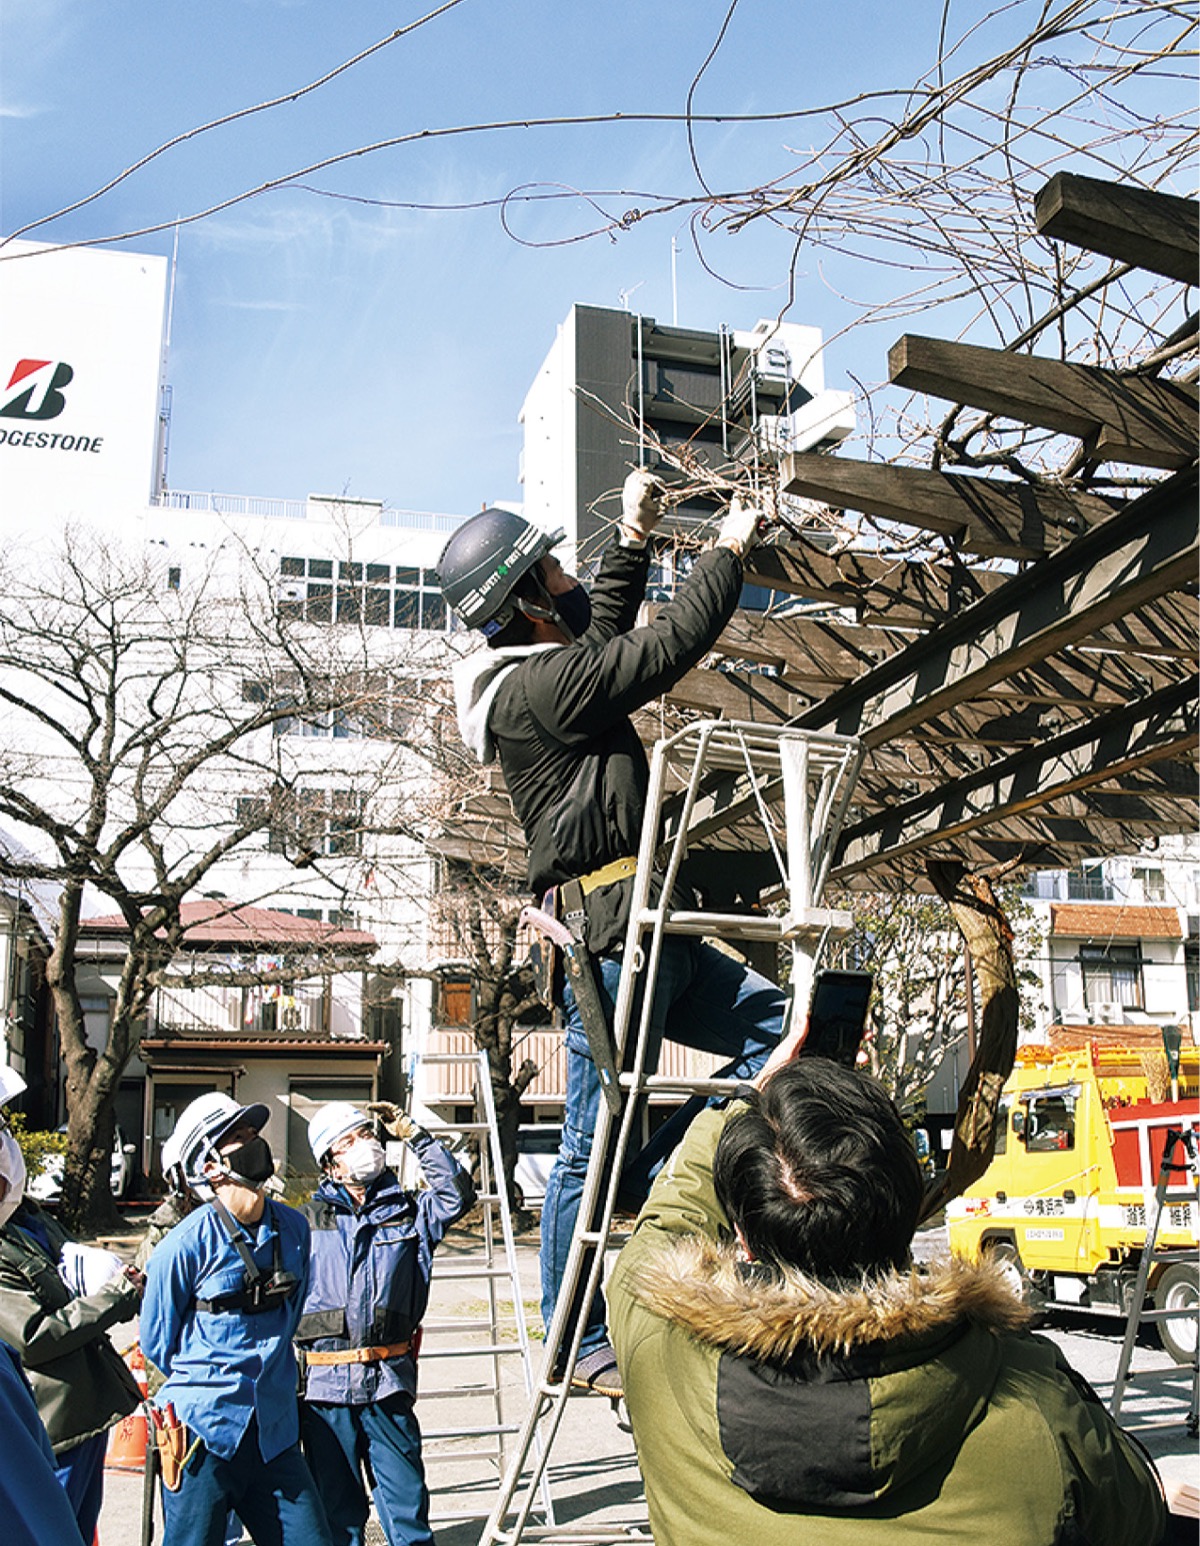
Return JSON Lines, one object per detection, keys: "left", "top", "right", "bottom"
{"left": 0, "top": 527, "right": 416, "bottom": 1228}
{"left": 428, "top": 861, "right": 546, "bottom": 1210}
{"left": 826, "top": 880, "right": 1044, "bottom": 1116}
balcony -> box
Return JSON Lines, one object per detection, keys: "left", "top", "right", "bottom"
{"left": 151, "top": 982, "right": 342, "bottom": 1040}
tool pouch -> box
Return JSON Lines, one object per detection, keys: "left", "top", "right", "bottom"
{"left": 153, "top": 1412, "right": 192, "bottom": 1493}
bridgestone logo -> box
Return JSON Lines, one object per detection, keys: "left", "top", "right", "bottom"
{"left": 0, "top": 358, "right": 105, "bottom": 455}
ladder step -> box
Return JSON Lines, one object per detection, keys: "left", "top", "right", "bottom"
{"left": 426, "top": 1120, "right": 491, "bottom": 1135}
{"left": 418, "top": 1383, "right": 506, "bottom": 1399}
{"left": 434, "top": 1265, "right": 514, "bottom": 1280}
{"left": 1124, "top": 1307, "right": 1198, "bottom": 1322}
{"left": 635, "top": 906, "right": 850, "bottom": 941}
{"left": 423, "top": 1422, "right": 522, "bottom": 1439}
{"left": 421, "top": 1343, "right": 527, "bottom": 1358}
{"left": 618, "top": 1072, "right": 743, "bottom": 1097}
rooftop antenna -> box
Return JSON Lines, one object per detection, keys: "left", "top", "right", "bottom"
{"left": 153, "top": 221, "right": 181, "bottom": 501}
{"left": 618, "top": 281, "right": 644, "bottom": 312}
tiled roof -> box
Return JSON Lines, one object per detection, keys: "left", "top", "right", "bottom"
{"left": 83, "top": 899, "right": 376, "bottom": 951}
{"left": 1049, "top": 903, "right": 1183, "bottom": 941}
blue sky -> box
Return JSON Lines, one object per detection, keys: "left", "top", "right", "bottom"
{"left": 2, "top": 1, "right": 1191, "bottom": 514}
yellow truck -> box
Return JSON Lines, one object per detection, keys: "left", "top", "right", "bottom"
{"left": 945, "top": 1043, "right": 1198, "bottom": 1363}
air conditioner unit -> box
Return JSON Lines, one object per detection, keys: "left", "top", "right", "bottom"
{"left": 786, "top": 389, "right": 856, "bottom": 454}
{"left": 1092, "top": 1001, "right": 1126, "bottom": 1025}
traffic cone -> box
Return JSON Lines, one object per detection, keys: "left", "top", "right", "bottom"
{"left": 105, "top": 1343, "right": 149, "bottom": 1472}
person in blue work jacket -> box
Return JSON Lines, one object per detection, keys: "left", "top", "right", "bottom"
{"left": 297, "top": 1099, "right": 475, "bottom": 1546}
{"left": 141, "top": 1092, "right": 334, "bottom": 1546}
{"left": 0, "top": 1337, "right": 86, "bottom": 1546}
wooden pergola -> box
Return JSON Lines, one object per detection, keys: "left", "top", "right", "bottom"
{"left": 662, "top": 171, "right": 1198, "bottom": 893}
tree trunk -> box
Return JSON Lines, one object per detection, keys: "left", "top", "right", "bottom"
{"left": 918, "top": 860, "right": 1020, "bottom": 1224}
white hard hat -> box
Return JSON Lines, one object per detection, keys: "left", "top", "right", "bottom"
{"left": 308, "top": 1101, "right": 371, "bottom": 1166}
{"left": 173, "top": 1091, "right": 269, "bottom": 1185}
{"left": 0, "top": 1064, "right": 27, "bottom": 1108}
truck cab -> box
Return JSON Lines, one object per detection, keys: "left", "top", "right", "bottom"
{"left": 946, "top": 1044, "right": 1198, "bottom": 1362}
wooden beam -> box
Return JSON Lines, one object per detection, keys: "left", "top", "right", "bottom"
{"left": 709, "top": 607, "right": 1181, "bottom": 709}
{"left": 781, "top": 453, "right": 1114, "bottom": 556}
{"left": 743, "top": 540, "right": 1007, "bottom": 621}
{"left": 795, "top": 467, "right": 1197, "bottom": 748}
{"left": 833, "top": 680, "right": 1197, "bottom": 876}
{"left": 746, "top": 541, "right": 1199, "bottom": 659}
{"left": 889, "top": 336, "right": 1198, "bottom": 470}
{"left": 1034, "top": 173, "right": 1199, "bottom": 286}
{"left": 668, "top": 665, "right": 799, "bottom": 722}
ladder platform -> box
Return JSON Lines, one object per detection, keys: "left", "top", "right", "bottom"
{"left": 636, "top": 906, "right": 851, "bottom": 941}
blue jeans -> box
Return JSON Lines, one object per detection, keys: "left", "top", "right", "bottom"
{"left": 540, "top": 936, "right": 785, "bottom": 1358}
{"left": 302, "top": 1398, "right": 431, "bottom": 1546}
{"left": 161, "top": 1421, "right": 333, "bottom": 1546}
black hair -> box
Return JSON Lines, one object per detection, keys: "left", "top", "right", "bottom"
{"left": 485, "top": 566, "right": 545, "bottom": 649}
{"left": 712, "top": 1058, "right": 923, "bottom": 1281}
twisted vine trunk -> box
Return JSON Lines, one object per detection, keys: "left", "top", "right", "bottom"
{"left": 918, "top": 859, "right": 1021, "bottom": 1224}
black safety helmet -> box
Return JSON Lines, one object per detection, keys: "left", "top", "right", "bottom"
{"left": 437, "top": 508, "right": 565, "bottom": 639}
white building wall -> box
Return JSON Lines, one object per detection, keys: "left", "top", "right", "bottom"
{"left": 518, "top": 314, "right": 580, "bottom": 564}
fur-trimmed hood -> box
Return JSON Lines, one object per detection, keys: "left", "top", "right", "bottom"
{"left": 624, "top": 1234, "right": 1037, "bottom": 1514}
{"left": 629, "top": 1232, "right": 1031, "bottom": 1362}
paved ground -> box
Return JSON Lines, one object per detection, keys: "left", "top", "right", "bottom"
{"left": 94, "top": 1214, "right": 1196, "bottom": 1544}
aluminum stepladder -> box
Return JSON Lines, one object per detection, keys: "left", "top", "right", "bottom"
{"left": 479, "top": 719, "right": 864, "bottom": 1545}
{"left": 1110, "top": 1124, "right": 1200, "bottom": 1437}
{"left": 409, "top": 1048, "right": 556, "bottom": 1531}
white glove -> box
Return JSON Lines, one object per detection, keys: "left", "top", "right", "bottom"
{"left": 621, "top": 470, "right": 665, "bottom": 540}
{"left": 716, "top": 497, "right": 763, "bottom": 558}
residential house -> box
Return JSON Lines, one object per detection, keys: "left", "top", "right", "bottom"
{"left": 77, "top": 900, "right": 385, "bottom": 1184}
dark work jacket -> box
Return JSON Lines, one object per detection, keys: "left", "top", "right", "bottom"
{"left": 0, "top": 1200, "right": 141, "bottom": 1454}
{"left": 453, "top": 540, "right": 744, "bottom": 954}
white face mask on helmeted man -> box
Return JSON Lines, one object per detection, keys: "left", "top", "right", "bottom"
{"left": 337, "top": 1136, "right": 386, "bottom": 1185}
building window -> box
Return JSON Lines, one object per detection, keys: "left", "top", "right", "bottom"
{"left": 437, "top": 975, "right": 474, "bottom": 1027}
{"left": 242, "top": 788, "right": 364, "bottom": 859}
{"left": 1080, "top": 943, "right": 1143, "bottom": 1012}
{"left": 241, "top": 671, "right": 416, "bottom": 740}
{"left": 1066, "top": 864, "right": 1113, "bottom": 902}
{"left": 167, "top": 566, "right": 181, "bottom": 591}
{"left": 278, "top": 557, "right": 452, "bottom": 633}
{"left": 1132, "top": 865, "right": 1166, "bottom": 903}
{"left": 1186, "top": 939, "right": 1199, "bottom": 1013}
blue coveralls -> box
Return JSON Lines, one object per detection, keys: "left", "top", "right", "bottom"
{"left": 141, "top": 1198, "right": 333, "bottom": 1546}
{"left": 298, "top": 1132, "right": 475, "bottom": 1546}
{"left": 0, "top": 1338, "right": 86, "bottom": 1546}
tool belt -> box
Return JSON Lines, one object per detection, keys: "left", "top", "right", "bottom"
{"left": 576, "top": 855, "right": 637, "bottom": 895}
{"left": 304, "top": 1340, "right": 411, "bottom": 1366}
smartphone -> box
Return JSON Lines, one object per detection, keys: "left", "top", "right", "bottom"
{"left": 799, "top": 969, "right": 873, "bottom": 1066}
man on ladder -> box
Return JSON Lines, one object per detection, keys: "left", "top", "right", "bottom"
{"left": 439, "top": 471, "right": 787, "bottom": 1398}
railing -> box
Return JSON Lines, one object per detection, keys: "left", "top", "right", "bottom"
{"left": 152, "top": 983, "right": 328, "bottom": 1038}
{"left": 159, "top": 489, "right": 469, "bottom": 534}
{"left": 420, "top": 1026, "right": 724, "bottom": 1106}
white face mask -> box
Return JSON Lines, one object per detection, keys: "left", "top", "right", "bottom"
{"left": 337, "top": 1136, "right": 386, "bottom": 1185}
{"left": 0, "top": 1128, "right": 27, "bottom": 1228}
